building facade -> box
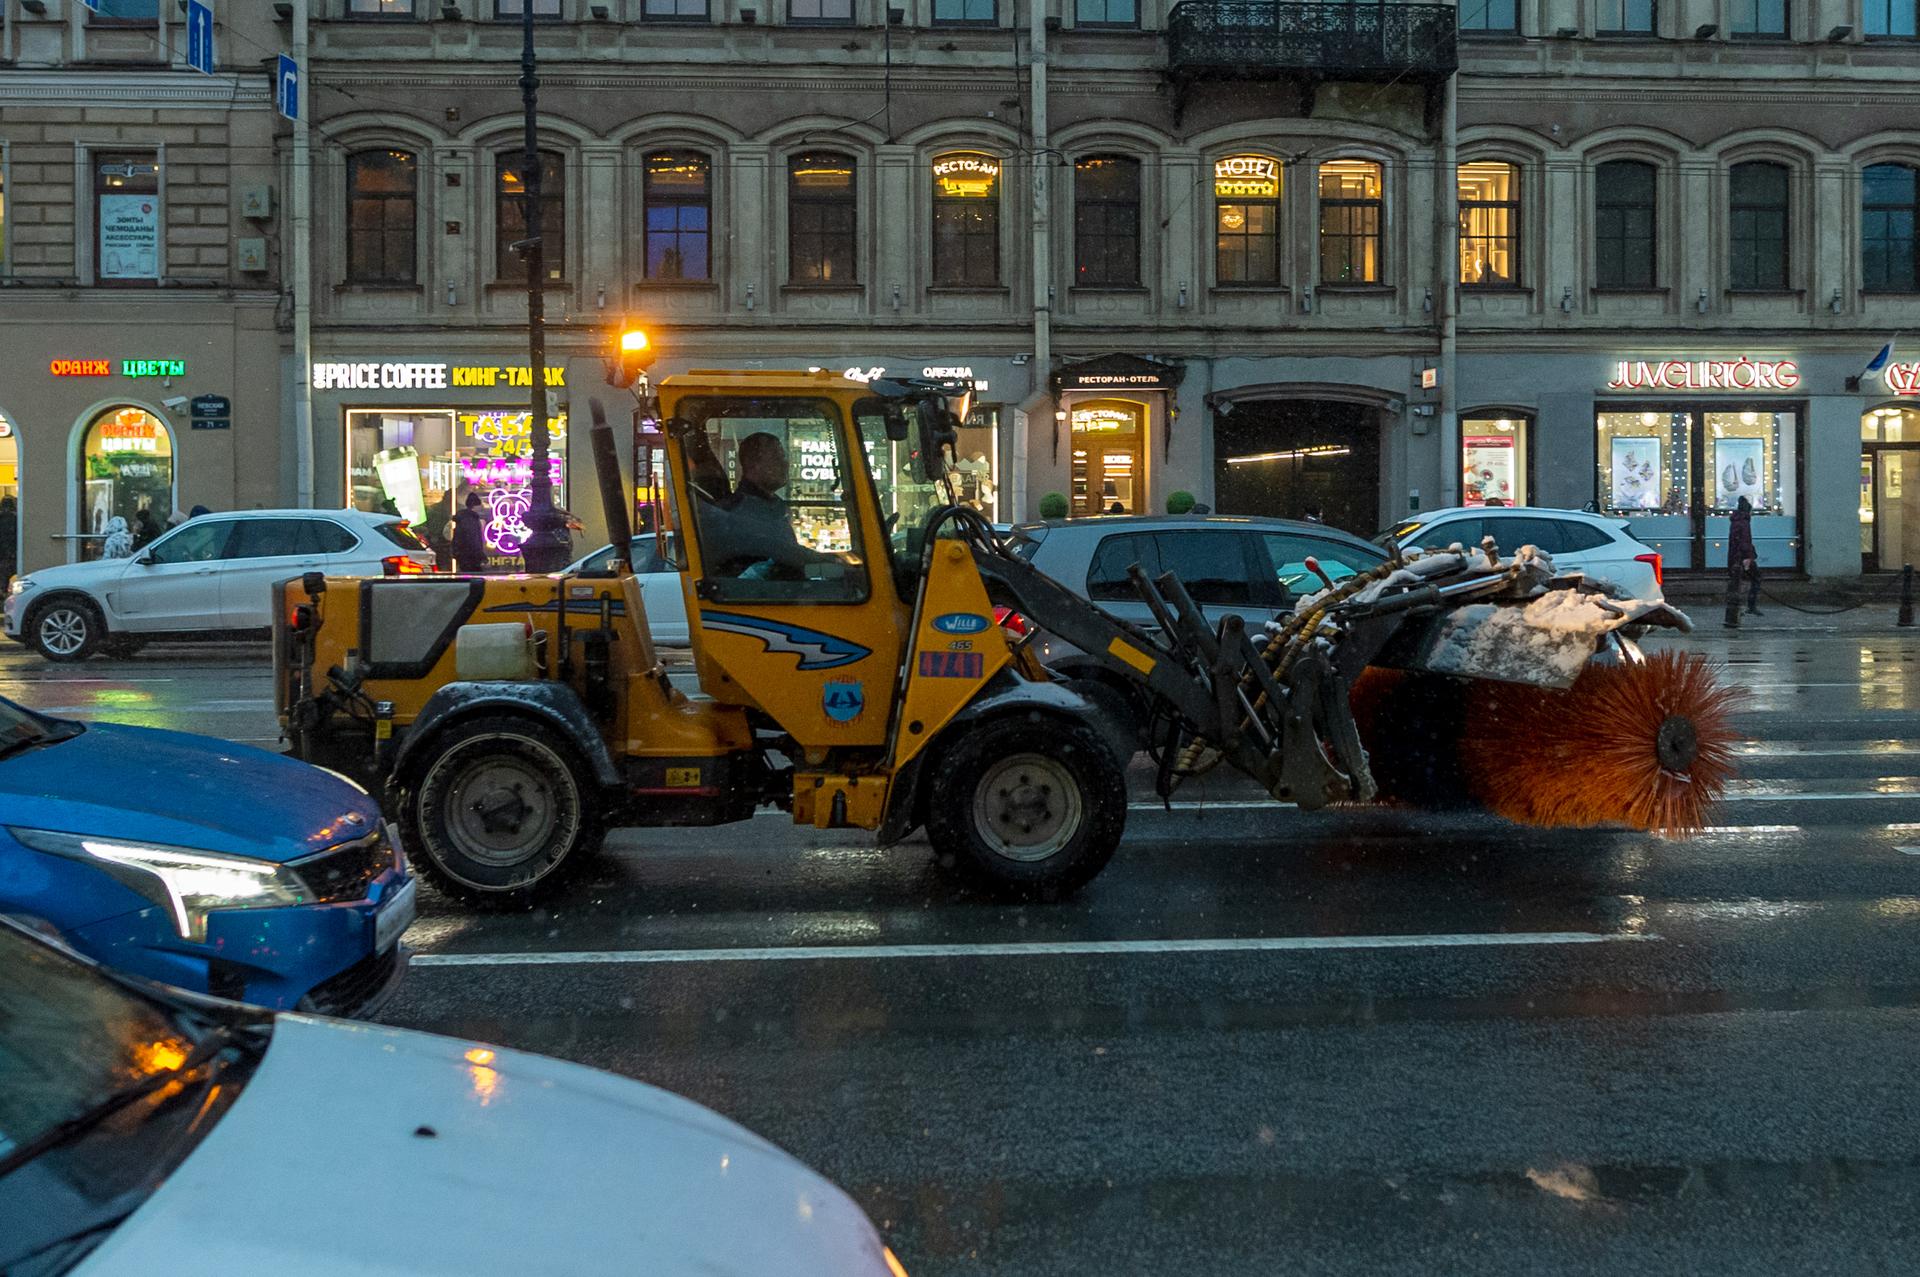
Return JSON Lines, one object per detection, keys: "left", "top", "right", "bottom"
{"left": 293, "top": 0, "right": 1920, "bottom": 579}
{"left": 0, "top": 1, "right": 286, "bottom": 575}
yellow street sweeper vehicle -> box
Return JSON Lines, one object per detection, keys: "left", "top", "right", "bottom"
{"left": 276, "top": 347, "right": 1736, "bottom": 905}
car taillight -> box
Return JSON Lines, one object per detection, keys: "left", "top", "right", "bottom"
{"left": 382, "top": 555, "right": 428, "bottom": 576}
{"left": 1634, "top": 551, "right": 1663, "bottom": 587}
{"left": 993, "top": 606, "right": 1031, "bottom": 638}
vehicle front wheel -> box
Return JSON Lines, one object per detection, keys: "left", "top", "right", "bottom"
{"left": 28, "top": 597, "right": 102, "bottom": 662}
{"left": 400, "top": 714, "right": 602, "bottom": 906}
{"left": 925, "top": 713, "right": 1127, "bottom": 900}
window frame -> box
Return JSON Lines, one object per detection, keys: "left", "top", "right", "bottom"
{"left": 86, "top": 0, "right": 162, "bottom": 23}
{"left": 1074, "top": 0, "right": 1140, "bottom": 27}
{"left": 642, "top": 0, "right": 711, "bottom": 21}
{"left": 1212, "top": 153, "right": 1284, "bottom": 287}
{"left": 643, "top": 150, "right": 714, "bottom": 283}
{"left": 1316, "top": 158, "right": 1385, "bottom": 286}
{"left": 1456, "top": 0, "right": 1519, "bottom": 35}
{"left": 1862, "top": 161, "right": 1920, "bottom": 294}
{"left": 931, "top": 150, "right": 1002, "bottom": 288}
{"left": 788, "top": 0, "right": 856, "bottom": 22}
{"left": 344, "top": 148, "right": 420, "bottom": 288}
{"left": 494, "top": 0, "right": 563, "bottom": 17}
{"left": 931, "top": 0, "right": 998, "bottom": 24}
{"left": 1458, "top": 159, "right": 1522, "bottom": 289}
{"left": 494, "top": 148, "right": 567, "bottom": 285}
{"left": 1593, "top": 158, "right": 1659, "bottom": 290}
{"left": 1727, "top": 0, "right": 1789, "bottom": 37}
{"left": 1864, "top": 0, "right": 1918, "bottom": 36}
{"left": 92, "top": 150, "right": 162, "bottom": 288}
{"left": 787, "top": 151, "right": 859, "bottom": 286}
{"left": 1592, "top": 0, "right": 1657, "bottom": 33}
{"left": 1073, "top": 154, "right": 1143, "bottom": 289}
{"left": 1728, "top": 159, "right": 1791, "bottom": 292}
{"left": 345, "top": 0, "right": 417, "bottom": 17}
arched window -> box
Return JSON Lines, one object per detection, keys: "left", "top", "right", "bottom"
{"left": 79, "top": 407, "right": 172, "bottom": 562}
{"left": 788, "top": 152, "right": 857, "bottom": 284}
{"left": 496, "top": 150, "right": 565, "bottom": 283}
{"left": 1730, "top": 160, "right": 1789, "bottom": 290}
{"left": 645, "top": 151, "right": 712, "bottom": 281}
{"left": 932, "top": 151, "right": 1001, "bottom": 287}
{"left": 1213, "top": 154, "right": 1282, "bottom": 285}
{"left": 1458, "top": 160, "right": 1520, "bottom": 287}
{"left": 1317, "top": 158, "right": 1383, "bottom": 283}
{"left": 1073, "top": 155, "right": 1141, "bottom": 287}
{"left": 346, "top": 149, "right": 418, "bottom": 285}
{"left": 1595, "top": 159, "right": 1656, "bottom": 289}
{"left": 1863, "top": 163, "right": 1919, "bottom": 293}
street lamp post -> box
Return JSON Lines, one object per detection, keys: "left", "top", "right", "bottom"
{"left": 516, "top": 1, "right": 571, "bottom": 572}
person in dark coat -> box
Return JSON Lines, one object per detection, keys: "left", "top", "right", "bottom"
{"left": 1727, "top": 495, "right": 1760, "bottom": 615}
{"left": 450, "top": 492, "right": 489, "bottom": 574}
{"left": 130, "top": 506, "right": 163, "bottom": 552}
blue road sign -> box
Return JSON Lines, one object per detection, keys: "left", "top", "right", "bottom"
{"left": 78, "top": 0, "right": 99, "bottom": 10}
{"left": 276, "top": 53, "right": 300, "bottom": 122}
{"left": 185, "top": 0, "right": 215, "bottom": 76}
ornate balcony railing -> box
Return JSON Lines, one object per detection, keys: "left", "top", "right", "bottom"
{"left": 1167, "top": 0, "right": 1459, "bottom": 83}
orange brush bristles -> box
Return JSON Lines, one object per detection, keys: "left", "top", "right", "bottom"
{"left": 1458, "top": 650, "right": 1745, "bottom": 832}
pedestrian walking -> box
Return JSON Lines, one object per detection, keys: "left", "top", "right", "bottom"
{"left": 1728, "top": 495, "right": 1760, "bottom": 616}
{"left": 451, "top": 492, "right": 488, "bottom": 574}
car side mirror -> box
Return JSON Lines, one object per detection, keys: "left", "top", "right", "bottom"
{"left": 134, "top": 553, "right": 157, "bottom": 567}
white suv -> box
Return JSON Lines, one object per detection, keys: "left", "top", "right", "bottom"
{"left": 1379, "top": 506, "right": 1665, "bottom": 601}
{"left": 4, "top": 509, "right": 435, "bottom": 661}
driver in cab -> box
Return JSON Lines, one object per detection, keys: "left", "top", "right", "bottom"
{"left": 703, "top": 432, "right": 840, "bottom": 580}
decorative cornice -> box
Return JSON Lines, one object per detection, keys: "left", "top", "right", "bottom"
{"left": 0, "top": 69, "right": 270, "bottom": 108}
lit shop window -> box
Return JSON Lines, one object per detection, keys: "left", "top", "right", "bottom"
{"left": 1596, "top": 410, "right": 1690, "bottom": 515}
{"left": 1705, "top": 409, "right": 1794, "bottom": 515}
{"left": 1214, "top": 154, "right": 1282, "bottom": 285}
{"left": 0, "top": 414, "right": 18, "bottom": 510}
{"left": 348, "top": 408, "right": 568, "bottom": 570}
{"left": 1070, "top": 400, "right": 1145, "bottom": 517}
{"left": 1460, "top": 416, "right": 1528, "bottom": 506}
{"left": 79, "top": 407, "right": 173, "bottom": 560}
{"left": 1458, "top": 161, "right": 1520, "bottom": 287}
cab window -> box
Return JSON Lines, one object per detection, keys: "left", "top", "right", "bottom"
{"left": 678, "top": 396, "right": 870, "bottom": 604}
{"left": 146, "top": 519, "right": 231, "bottom": 564}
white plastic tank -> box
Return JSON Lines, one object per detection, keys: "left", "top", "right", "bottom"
{"left": 455, "top": 622, "right": 537, "bottom": 681}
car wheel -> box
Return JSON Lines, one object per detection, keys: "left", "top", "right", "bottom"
{"left": 28, "top": 597, "right": 102, "bottom": 662}
{"left": 401, "top": 714, "right": 602, "bottom": 907}
{"left": 925, "top": 713, "right": 1127, "bottom": 901}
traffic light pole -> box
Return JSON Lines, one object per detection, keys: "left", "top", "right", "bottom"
{"left": 517, "top": 3, "right": 571, "bottom": 572}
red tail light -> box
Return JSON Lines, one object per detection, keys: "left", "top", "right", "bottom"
{"left": 1634, "top": 551, "right": 1663, "bottom": 587}
{"left": 992, "top": 606, "right": 1031, "bottom": 637}
{"left": 382, "top": 555, "right": 429, "bottom": 576}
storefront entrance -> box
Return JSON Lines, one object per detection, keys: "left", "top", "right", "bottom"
{"left": 1594, "top": 402, "right": 1802, "bottom": 571}
{"left": 1070, "top": 400, "right": 1147, "bottom": 517}
{"left": 1861, "top": 406, "right": 1920, "bottom": 572}
{"left": 78, "top": 406, "right": 174, "bottom": 561}
{"left": 1213, "top": 399, "right": 1380, "bottom": 534}
{"left": 0, "top": 413, "right": 18, "bottom": 587}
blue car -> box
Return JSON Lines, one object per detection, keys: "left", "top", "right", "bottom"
{"left": 0, "top": 695, "right": 414, "bottom": 1015}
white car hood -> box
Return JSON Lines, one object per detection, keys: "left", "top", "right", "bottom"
{"left": 81, "top": 1015, "right": 893, "bottom": 1277}
{"left": 17, "top": 558, "right": 130, "bottom": 591}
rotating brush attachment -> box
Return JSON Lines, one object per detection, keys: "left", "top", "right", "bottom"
{"left": 1458, "top": 650, "right": 1745, "bottom": 832}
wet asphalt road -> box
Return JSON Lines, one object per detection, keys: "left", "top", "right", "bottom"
{"left": 6, "top": 629, "right": 1920, "bottom": 1275}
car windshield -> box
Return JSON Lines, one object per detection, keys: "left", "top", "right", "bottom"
{"left": 0, "top": 930, "right": 253, "bottom": 1270}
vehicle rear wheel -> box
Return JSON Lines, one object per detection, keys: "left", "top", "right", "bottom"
{"left": 28, "top": 597, "right": 102, "bottom": 662}
{"left": 401, "top": 714, "right": 602, "bottom": 906}
{"left": 925, "top": 713, "right": 1127, "bottom": 900}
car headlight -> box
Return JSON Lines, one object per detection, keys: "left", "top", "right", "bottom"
{"left": 10, "top": 828, "right": 308, "bottom": 942}
{"left": 7, "top": 577, "right": 34, "bottom": 598}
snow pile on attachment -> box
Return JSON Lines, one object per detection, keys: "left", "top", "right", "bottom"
{"left": 1460, "top": 649, "right": 1744, "bottom": 832}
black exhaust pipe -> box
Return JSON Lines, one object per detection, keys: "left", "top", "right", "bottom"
{"left": 588, "top": 398, "right": 634, "bottom": 572}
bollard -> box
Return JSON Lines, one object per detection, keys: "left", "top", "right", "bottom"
{"left": 1724, "top": 570, "right": 1741, "bottom": 629}
{"left": 1901, "top": 563, "right": 1915, "bottom": 628}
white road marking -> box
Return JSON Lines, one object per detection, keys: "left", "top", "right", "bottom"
{"left": 412, "top": 930, "right": 1659, "bottom": 968}
{"left": 1899, "top": 847, "right": 1920, "bottom": 856}
{"left": 1728, "top": 790, "right": 1920, "bottom": 801}
{"left": 26, "top": 703, "right": 270, "bottom": 714}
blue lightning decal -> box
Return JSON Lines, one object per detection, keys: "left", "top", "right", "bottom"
{"left": 699, "top": 612, "right": 872, "bottom": 671}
